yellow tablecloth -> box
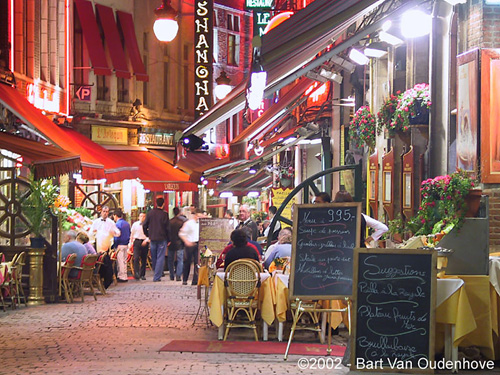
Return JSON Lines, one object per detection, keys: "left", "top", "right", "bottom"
{"left": 272, "top": 274, "right": 348, "bottom": 329}
{"left": 207, "top": 272, "right": 275, "bottom": 327}
{"left": 436, "top": 275, "right": 499, "bottom": 360}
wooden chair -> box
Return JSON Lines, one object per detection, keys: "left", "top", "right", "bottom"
{"left": 92, "top": 253, "right": 107, "bottom": 295}
{"left": 10, "top": 252, "right": 27, "bottom": 307}
{"left": 223, "top": 259, "right": 261, "bottom": 341}
{"left": 68, "top": 254, "right": 98, "bottom": 302}
{"left": 61, "top": 254, "right": 77, "bottom": 303}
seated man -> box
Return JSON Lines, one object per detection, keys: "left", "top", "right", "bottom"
{"left": 224, "top": 229, "right": 260, "bottom": 271}
{"left": 263, "top": 227, "right": 292, "bottom": 270}
{"left": 61, "top": 230, "right": 88, "bottom": 278}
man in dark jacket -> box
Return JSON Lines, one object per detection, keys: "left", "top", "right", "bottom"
{"left": 143, "top": 197, "right": 170, "bottom": 282}
{"left": 168, "top": 207, "right": 187, "bottom": 281}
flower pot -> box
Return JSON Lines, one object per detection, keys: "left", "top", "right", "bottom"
{"left": 29, "top": 236, "right": 45, "bottom": 248}
{"left": 409, "top": 99, "right": 429, "bottom": 125}
{"left": 465, "top": 189, "right": 482, "bottom": 217}
{"left": 280, "top": 178, "right": 292, "bottom": 188}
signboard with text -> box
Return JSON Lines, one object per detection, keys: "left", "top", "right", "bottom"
{"left": 194, "top": 0, "right": 213, "bottom": 119}
{"left": 91, "top": 126, "right": 128, "bottom": 145}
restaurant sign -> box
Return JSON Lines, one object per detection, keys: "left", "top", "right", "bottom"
{"left": 245, "top": 0, "right": 273, "bottom": 8}
{"left": 194, "top": 0, "right": 213, "bottom": 119}
{"left": 91, "top": 125, "right": 128, "bottom": 145}
{"left": 138, "top": 131, "right": 175, "bottom": 147}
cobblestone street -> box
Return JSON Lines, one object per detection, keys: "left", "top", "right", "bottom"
{"left": 0, "top": 272, "right": 349, "bottom": 375}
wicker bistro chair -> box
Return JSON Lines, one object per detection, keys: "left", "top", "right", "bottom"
{"left": 0, "top": 263, "right": 14, "bottom": 311}
{"left": 223, "top": 259, "right": 262, "bottom": 341}
{"left": 68, "top": 254, "right": 99, "bottom": 302}
{"left": 92, "top": 253, "right": 107, "bottom": 295}
{"left": 10, "top": 252, "right": 27, "bottom": 307}
{"left": 61, "top": 254, "right": 77, "bottom": 303}
{"left": 289, "top": 299, "right": 325, "bottom": 344}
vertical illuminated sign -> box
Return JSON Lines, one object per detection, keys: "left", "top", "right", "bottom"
{"left": 246, "top": 0, "right": 273, "bottom": 37}
{"left": 194, "top": 0, "right": 213, "bottom": 119}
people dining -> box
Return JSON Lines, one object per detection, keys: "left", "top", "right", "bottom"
{"left": 263, "top": 227, "right": 292, "bottom": 270}
{"left": 223, "top": 229, "right": 260, "bottom": 271}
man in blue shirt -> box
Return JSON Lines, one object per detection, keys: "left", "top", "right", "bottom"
{"left": 113, "top": 208, "right": 131, "bottom": 282}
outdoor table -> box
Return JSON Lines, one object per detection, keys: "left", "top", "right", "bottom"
{"left": 272, "top": 273, "right": 348, "bottom": 342}
{"left": 207, "top": 271, "right": 274, "bottom": 340}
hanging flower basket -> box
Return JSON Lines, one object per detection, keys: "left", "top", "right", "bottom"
{"left": 348, "top": 106, "right": 379, "bottom": 149}
{"left": 391, "top": 83, "right": 432, "bottom": 132}
{"left": 377, "top": 93, "right": 400, "bottom": 137}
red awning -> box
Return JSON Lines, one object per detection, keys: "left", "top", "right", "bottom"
{"left": 74, "top": 0, "right": 112, "bottom": 76}
{"left": 59, "top": 128, "right": 139, "bottom": 183}
{"left": 0, "top": 132, "right": 81, "bottom": 180}
{"left": 110, "top": 150, "right": 197, "bottom": 192}
{"left": 95, "top": 4, "right": 131, "bottom": 79}
{"left": 231, "top": 77, "right": 313, "bottom": 144}
{"left": 0, "top": 83, "right": 106, "bottom": 180}
{"left": 116, "top": 11, "right": 148, "bottom": 81}
{"left": 148, "top": 150, "right": 217, "bottom": 175}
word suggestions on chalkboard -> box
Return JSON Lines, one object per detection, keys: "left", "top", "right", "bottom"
{"left": 353, "top": 250, "right": 434, "bottom": 372}
{"left": 291, "top": 203, "right": 360, "bottom": 298}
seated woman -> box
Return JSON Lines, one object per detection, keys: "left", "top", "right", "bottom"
{"left": 263, "top": 227, "right": 292, "bottom": 270}
{"left": 224, "top": 229, "right": 260, "bottom": 271}
{"left": 216, "top": 227, "right": 262, "bottom": 269}
{"left": 76, "top": 231, "right": 97, "bottom": 255}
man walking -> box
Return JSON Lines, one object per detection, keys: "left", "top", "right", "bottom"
{"left": 168, "top": 207, "right": 187, "bottom": 281}
{"left": 129, "top": 212, "right": 149, "bottom": 280}
{"left": 143, "top": 197, "right": 170, "bottom": 282}
{"left": 113, "top": 209, "right": 131, "bottom": 283}
{"left": 179, "top": 208, "right": 202, "bottom": 285}
{"left": 236, "top": 205, "right": 258, "bottom": 241}
{"left": 90, "top": 206, "right": 120, "bottom": 253}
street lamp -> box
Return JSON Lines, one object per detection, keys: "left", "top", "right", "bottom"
{"left": 214, "top": 71, "right": 232, "bottom": 100}
{"left": 153, "top": 0, "right": 179, "bottom": 42}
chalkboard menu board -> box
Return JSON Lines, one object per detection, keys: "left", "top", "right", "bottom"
{"left": 352, "top": 248, "right": 436, "bottom": 373}
{"left": 198, "top": 218, "right": 234, "bottom": 253}
{"left": 289, "top": 203, "right": 361, "bottom": 299}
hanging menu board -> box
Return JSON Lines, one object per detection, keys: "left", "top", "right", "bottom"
{"left": 352, "top": 248, "right": 436, "bottom": 373}
{"left": 289, "top": 203, "right": 361, "bottom": 299}
{"left": 198, "top": 218, "right": 234, "bottom": 254}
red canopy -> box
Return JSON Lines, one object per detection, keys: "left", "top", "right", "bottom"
{"left": 111, "top": 150, "right": 198, "bottom": 192}
{"left": 0, "top": 132, "right": 81, "bottom": 180}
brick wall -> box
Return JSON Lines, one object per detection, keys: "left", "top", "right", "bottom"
{"left": 466, "top": 1, "right": 500, "bottom": 251}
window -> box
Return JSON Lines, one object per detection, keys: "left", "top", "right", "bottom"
{"left": 143, "top": 55, "right": 148, "bottom": 105}
{"left": 163, "top": 62, "right": 169, "bottom": 109}
{"left": 227, "top": 14, "right": 240, "bottom": 32}
{"left": 96, "top": 75, "right": 109, "bottom": 101}
{"left": 117, "top": 77, "right": 128, "bottom": 103}
{"left": 227, "top": 34, "right": 240, "bottom": 66}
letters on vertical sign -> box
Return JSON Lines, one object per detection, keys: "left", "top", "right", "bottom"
{"left": 194, "top": 0, "right": 213, "bottom": 119}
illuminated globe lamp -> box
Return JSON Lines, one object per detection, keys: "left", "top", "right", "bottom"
{"left": 214, "top": 71, "right": 232, "bottom": 100}
{"left": 153, "top": 0, "right": 179, "bottom": 42}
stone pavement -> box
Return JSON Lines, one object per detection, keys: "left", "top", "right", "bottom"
{"left": 0, "top": 271, "right": 349, "bottom": 375}
{"left": 2, "top": 271, "right": 500, "bottom": 375}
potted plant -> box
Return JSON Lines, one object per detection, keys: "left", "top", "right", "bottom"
{"left": 348, "top": 106, "right": 379, "bottom": 149}
{"left": 414, "top": 169, "right": 479, "bottom": 235}
{"left": 21, "top": 175, "right": 59, "bottom": 247}
{"left": 377, "top": 93, "right": 400, "bottom": 137}
{"left": 387, "top": 214, "right": 405, "bottom": 243}
{"left": 279, "top": 166, "right": 294, "bottom": 188}
{"left": 391, "top": 83, "right": 432, "bottom": 133}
